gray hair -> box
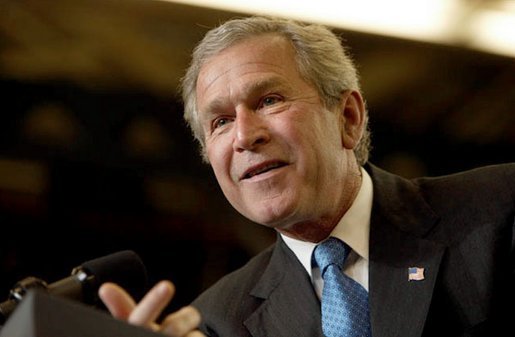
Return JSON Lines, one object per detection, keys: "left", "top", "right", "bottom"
{"left": 181, "top": 16, "right": 371, "bottom": 165}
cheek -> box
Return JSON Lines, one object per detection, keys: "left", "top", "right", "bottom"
{"left": 296, "top": 118, "right": 344, "bottom": 179}
{"left": 206, "top": 141, "right": 236, "bottom": 187}
{"left": 286, "top": 116, "right": 337, "bottom": 154}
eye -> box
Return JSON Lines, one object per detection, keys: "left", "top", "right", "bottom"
{"left": 259, "top": 95, "right": 282, "bottom": 108}
{"left": 212, "top": 116, "right": 233, "bottom": 130}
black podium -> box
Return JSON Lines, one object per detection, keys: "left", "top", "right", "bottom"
{"left": 0, "top": 290, "right": 161, "bottom": 337}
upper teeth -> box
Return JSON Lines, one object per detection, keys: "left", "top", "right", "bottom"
{"left": 247, "top": 163, "right": 281, "bottom": 178}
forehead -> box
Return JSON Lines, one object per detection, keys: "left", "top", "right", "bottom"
{"left": 196, "top": 34, "right": 300, "bottom": 95}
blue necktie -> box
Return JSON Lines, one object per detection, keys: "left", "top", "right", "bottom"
{"left": 313, "top": 237, "right": 371, "bottom": 337}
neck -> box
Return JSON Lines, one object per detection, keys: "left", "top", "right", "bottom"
{"left": 278, "top": 165, "right": 363, "bottom": 243}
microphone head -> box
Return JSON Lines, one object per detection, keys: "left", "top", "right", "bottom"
{"left": 78, "top": 250, "right": 148, "bottom": 302}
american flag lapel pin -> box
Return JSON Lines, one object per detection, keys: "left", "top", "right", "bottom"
{"left": 408, "top": 267, "right": 425, "bottom": 281}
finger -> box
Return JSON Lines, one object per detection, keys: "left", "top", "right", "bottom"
{"left": 160, "top": 306, "right": 202, "bottom": 336}
{"left": 128, "top": 280, "right": 175, "bottom": 326}
{"left": 98, "top": 282, "right": 137, "bottom": 320}
{"left": 184, "top": 331, "right": 207, "bottom": 337}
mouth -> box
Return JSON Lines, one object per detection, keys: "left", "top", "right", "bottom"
{"left": 240, "top": 161, "right": 288, "bottom": 180}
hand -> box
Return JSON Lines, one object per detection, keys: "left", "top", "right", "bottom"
{"left": 99, "top": 280, "right": 205, "bottom": 337}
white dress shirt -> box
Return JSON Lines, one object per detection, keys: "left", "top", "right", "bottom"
{"left": 281, "top": 167, "right": 373, "bottom": 298}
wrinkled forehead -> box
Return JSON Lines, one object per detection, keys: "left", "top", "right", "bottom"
{"left": 197, "top": 35, "right": 295, "bottom": 86}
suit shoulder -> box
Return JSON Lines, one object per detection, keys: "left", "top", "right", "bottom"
{"left": 413, "top": 163, "right": 515, "bottom": 234}
{"left": 416, "top": 163, "right": 515, "bottom": 202}
{"left": 418, "top": 163, "right": 514, "bottom": 185}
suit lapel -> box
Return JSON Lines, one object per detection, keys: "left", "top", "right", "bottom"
{"left": 244, "top": 236, "right": 324, "bottom": 337}
{"left": 367, "top": 164, "right": 445, "bottom": 337}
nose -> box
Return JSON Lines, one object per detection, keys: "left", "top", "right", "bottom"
{"left": 233, "top": 108, "right": 270, "bottom": 152}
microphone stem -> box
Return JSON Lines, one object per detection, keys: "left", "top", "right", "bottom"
{"left": 47, "top": 270, "right": 90, "bottom": 302}
{"left": 0, "top": 276, "right": 48, "bottom": 324}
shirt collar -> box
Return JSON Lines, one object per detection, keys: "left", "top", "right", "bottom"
{"left": 281, "top": 167, "right": 373, "bottom": 276}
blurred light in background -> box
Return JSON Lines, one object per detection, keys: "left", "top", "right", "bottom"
{"left": 0, "top": 158, "right": 47, "bottom": 195}
{"left": 163, "top": 0, "right": 515, "bottom": 58}
{"left": 467, "top": 7, "right": 515, "bottom": 57}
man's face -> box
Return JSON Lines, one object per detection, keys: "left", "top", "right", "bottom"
{"left": 196, "top": 34, "right": 359, "bottom": 236}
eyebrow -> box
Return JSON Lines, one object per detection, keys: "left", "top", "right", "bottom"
{"left": 201, "top": 76, "right": 289, "bottom": 117}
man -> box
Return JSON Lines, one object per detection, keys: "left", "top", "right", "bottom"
{"left": 99, "top": 16, "right": 515, "bottom": 337}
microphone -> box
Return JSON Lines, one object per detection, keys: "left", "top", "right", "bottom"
{"left": 0, "top": 250, "right": 147, "bottom": 324}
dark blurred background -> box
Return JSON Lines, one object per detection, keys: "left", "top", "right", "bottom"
{"left": 0, "top": 0, "right": 513, "bottom": 314}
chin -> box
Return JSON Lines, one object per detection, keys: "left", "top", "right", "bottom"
{"left": 246, "top": 206, "right": 297, "bottom": 229}
{"left": 234, "top": 193, "right": 299, "bottom": 226}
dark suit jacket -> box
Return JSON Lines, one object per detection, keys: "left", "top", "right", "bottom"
{"left": 192, "top": 163, "right": 515, "bottom": 337}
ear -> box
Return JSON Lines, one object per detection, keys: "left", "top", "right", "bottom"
{"left": 338, "top": 90, "right": 366, "bottom": 150}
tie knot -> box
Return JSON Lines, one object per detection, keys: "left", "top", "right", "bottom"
{"left": 313, "top": 237, "right": 350, "bottom": 274}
